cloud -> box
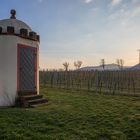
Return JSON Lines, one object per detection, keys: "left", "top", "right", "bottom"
{"left": 112, "top": 0, "right": 122, "bottom": 6}
{"left": 84, "top": 0, "right": 93, "bottom": 4}
{"left": 108, "top": 8, "right": 128, "bottom": 21}
{"left": 132, "top": 0, "right": 138, "bottom": 3}
{"left": 131, "top": 6, "right": 140, "bottom": 17}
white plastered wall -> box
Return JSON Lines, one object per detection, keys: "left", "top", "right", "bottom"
{"left": 0, "top": 35, "right": 39, "bottom": 106}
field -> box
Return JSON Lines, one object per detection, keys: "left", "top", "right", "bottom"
{"left": 0, "top": 87, "right": 140, "bottom": 140}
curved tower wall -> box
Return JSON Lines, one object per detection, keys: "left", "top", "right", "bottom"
{"left": 0, "top": 35, "right": 39, "bottom": 106}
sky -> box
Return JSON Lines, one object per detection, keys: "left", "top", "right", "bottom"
{"left": 0, "top": 0, "right": 140, "bottom": 69}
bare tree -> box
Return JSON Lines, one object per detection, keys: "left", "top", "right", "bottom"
{"left": 116, "top": 59, "right": 121, "bottom": 69}
{"left": 116, "top": 59, "right": 124, "bottom": 70}
{"left": 63, "top": 62, "right": 69, "bottom": 71}
{"left": 74, "top": 61, "right": 83, "bottom": 69}
{"left": 100, "top": 59, "right": 105, "bottom": 70}
{"left": 120, "top": 59, "right": 124, "bottom": 70}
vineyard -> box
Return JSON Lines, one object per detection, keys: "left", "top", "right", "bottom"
{"left": 40, "top": 70, "right": 140, "bottom": 95}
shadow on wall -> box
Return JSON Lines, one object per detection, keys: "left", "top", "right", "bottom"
{"left": 0, "top": 84, "right": 16, "bottom": 107}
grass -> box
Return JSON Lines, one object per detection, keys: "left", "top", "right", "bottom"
{"left": 0, "top": 87, "right": 140, "bottom": 140}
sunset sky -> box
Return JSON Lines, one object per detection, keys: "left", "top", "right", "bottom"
{"left": 0, "top": 0, "right": 140, "bottom": 69}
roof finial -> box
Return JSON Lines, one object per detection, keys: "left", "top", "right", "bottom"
{"left": 10, "top": 9, "right": 16, "bottom": 19}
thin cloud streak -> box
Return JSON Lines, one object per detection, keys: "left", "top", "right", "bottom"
{"left": 112, "top": 0, "right": 122, "bottom": 6}
{"left": 84, "top": 0, "right": 93, "bottom": 4}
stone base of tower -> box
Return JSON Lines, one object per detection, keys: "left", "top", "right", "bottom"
{"left": 17, "top": 92, "right": 48, "bottom": 108}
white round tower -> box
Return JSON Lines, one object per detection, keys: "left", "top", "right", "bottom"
{"left": 0, "top": 10, "right": 40, "bottom": 106}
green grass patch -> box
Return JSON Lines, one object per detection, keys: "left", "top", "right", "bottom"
{"left": 0, "top": 87, "right": 140, "bottom": 140}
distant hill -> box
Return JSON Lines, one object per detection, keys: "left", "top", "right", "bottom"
{"left": 79, "top": 64, "right": 130, "bottom": 71}
{"left": 127, "top": 64, "right": 140, "bottom": 71}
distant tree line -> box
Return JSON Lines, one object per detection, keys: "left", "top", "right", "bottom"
{"left": 62, "top": 59, "right": 124, "bottom": 71}
{"left": 63, "top": 60, "right": 83, "bottom": 71}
